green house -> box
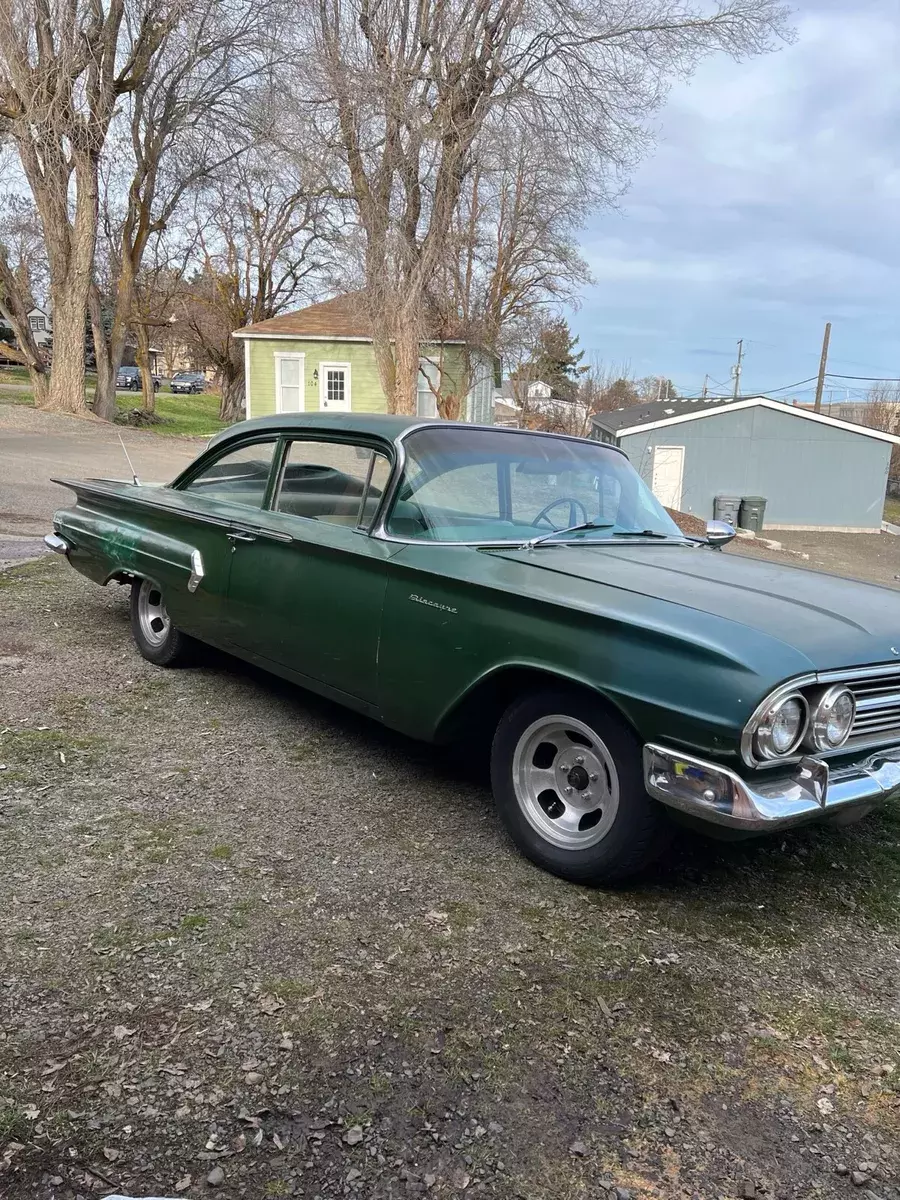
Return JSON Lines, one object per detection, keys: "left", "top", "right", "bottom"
{"left": 233, "top": 294, "right": 494, "bottom": 423}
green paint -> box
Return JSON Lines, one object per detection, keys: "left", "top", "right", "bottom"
{"left": 244, "top": 337, "right": 474, "bottom": 418}
{"left": 50, "top": 416, "right": 900, "bottom": 799}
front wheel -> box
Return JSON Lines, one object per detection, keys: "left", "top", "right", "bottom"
{"left": 130, "top": 578, "right": 193, "bottom": 666}
{"left": 491, "top": 689, "right": 670, "bottom": 884}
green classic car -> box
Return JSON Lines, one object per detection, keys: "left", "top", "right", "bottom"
{"left": 47, "top": 414, "right": 900, "bottom": 883}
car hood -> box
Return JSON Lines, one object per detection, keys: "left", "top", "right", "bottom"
{"left": 493, "top": 542, "right": 900, "bottom": 673}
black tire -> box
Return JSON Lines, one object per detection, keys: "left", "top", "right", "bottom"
{"left": 490, "top": 687, "right": 671, "bottom": 884}
{"left": 129, "top": 578, "right": 193, "bottom": 667}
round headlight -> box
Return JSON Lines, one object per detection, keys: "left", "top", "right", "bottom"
{"left": 807, "top": 685, "right": 856, "bottom": 751}
{"left": 754, "top": 693, "right": 808, "bottom": 760}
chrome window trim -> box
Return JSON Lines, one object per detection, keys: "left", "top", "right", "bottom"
{"left": 369, "top": 422, "right": 681, "bottom": 547}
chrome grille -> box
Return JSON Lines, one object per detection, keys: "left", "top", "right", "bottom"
{"left": 848, "top": 674, "right": 900, "bottom": 746}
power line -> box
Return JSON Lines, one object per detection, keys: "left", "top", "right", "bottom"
{"left": 750, "top": 375, "right": 819, "bottom": 395}
{"left": 826, "top": 372, "right": 900, "bottom": 382}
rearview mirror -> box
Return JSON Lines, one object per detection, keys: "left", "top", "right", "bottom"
{"left": 706, "top": 520, "right": 736, "bottom": 548}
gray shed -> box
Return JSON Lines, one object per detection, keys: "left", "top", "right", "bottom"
{"left": 591, "top": 396, "right": 900, "bottom": 532}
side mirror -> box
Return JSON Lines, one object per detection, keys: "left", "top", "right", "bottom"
{"left": 706, "top": 520, "right": 736, "bottom": 548}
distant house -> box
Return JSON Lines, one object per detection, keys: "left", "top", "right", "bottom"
{"left": 492, "top": 379, "right": 588, "bottom": 431}
{"left": 0, "top": 305, "right": 52, "bottom": 360}
{"left": 591, "top": 395, "right": 900, "bottom": 532}
{"left": 26, "top": 306, "right": 52, "bottom": 347}
{"left": 233, "top": 294, "right": 494, "bottom": 423}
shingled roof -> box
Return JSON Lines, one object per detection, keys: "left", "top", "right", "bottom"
{"left": 233, "top": 293, "right": 464, "bottom": 342}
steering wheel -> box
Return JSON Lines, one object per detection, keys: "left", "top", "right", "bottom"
{"left": 533, "top": 497, "right": 589, "bottom": 531}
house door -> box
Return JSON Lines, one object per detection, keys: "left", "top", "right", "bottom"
{"left": 319, "top": 363, "right": 352, "bottom": 411}
{"left": 651, "top": 445, "right": 685, "bottom": 510}
{"left": 276, "top": 353, "right": 305, "bottom": 413}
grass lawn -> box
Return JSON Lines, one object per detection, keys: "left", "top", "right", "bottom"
{"left": 885, "top": 496, "right": 900, "bottom": 525}
{"left": 114, "top": 388, "right": 230, "bottom": 438}
{"left": 0, "top": 367, "right": 230, "bottom": 438}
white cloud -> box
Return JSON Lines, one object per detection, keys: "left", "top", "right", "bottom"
{"left": 571, "top": 0, "right": 900, "bottom": 393}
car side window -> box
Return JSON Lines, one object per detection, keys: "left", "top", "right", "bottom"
{"left": 274, "top": 440, "right": 390, "bottom": 528}
{"left": 181, "top": 441, "right": 277, "bottom": 509}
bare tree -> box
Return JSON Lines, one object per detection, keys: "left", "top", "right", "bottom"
{"left": 860, "top": 381, "right": 900, "bottom": 477}
{"left": 0, "top": 194, "right": 48, "bottom": 383}
{"left": 425, "top": 127, "right": 591, "bottom": 415}
{"left": 301, "top": 0, "right": 790, "bottom": 415}
{"left": 0, "top": 0, "right": 171, "bottom": 413}
{"left": 178, "top": 155, "right": 336, "bottom": 420}
{"left": 91, "top": 0, "right": 282, "bottom": 421}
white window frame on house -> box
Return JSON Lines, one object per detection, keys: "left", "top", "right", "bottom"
{"left": 274, "top": 351, "right": 305, "bottom": 414}
{"left": 318, "top": 361, "right": 352, "bottom": 411}
{"left": 417, "top": 358, "right": 439, "bottom": 417}
{"left": 29, "top": 314, "right": 46, "bottom": 331}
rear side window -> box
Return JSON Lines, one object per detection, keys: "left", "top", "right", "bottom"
{"left": 274, "top": 440, "right": 390, "bottom": 528}
{"left": 181, "top": 441, "right": 277, "bottom": 509}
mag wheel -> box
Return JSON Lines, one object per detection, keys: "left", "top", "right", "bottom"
{"left": 491, "top": 688, "right": 670, "bottom": 884}
{"left": 130, "top": 578, "right": 192, "bottom": 666}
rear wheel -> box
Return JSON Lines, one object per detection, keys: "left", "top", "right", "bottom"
{"left": 130, "top": 578, "right": 192, "bottom": 666}
{"left": 491, "top": 688, "right": 670, "bottom": 884}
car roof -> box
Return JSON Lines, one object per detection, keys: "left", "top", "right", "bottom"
{"left": 207, "top": 412, "right": 621, "bottom": 454}
{"left": 208, "top": 412, "right": 437, "bottom": 448}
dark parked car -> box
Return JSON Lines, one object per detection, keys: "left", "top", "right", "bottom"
{"left": 117, "top": 365, "right": 160, "bottom": 392}
{"left": 171, "top": 371, "right": 206, "bottom": 395}
{"left": 45, "top": 415, "right": 900, "bottom": 884}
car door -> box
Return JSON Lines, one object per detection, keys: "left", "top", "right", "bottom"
{"left": 159, "top": 437, "right": 281, "bottom": 645}
{"left": 224, "top": 436, "right": 400, "bottom": 707}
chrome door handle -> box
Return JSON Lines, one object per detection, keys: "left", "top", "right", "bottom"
{"left": 228, "top": 529, "right": 257, "bottom": 542}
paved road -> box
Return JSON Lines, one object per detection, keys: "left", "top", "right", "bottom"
{"left": 0, "top": 402, "right": 203, "bottom": 545}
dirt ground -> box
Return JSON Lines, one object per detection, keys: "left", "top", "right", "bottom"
{"left": 728, "top": 529, "right": 900, "bottom": 591}
{"left": 2, "top": 557, "right": 900, "bottom": 1200}
{"left": 2, "top": 404, "right": 900, "bottom": 1199}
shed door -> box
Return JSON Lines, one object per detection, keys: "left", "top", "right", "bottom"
{"left": 651, "top": 445, "right": 685, "bottom": 510}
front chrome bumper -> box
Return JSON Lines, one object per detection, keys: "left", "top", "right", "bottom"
{"left": 644, "top": 742, "right": 900, "bottom": 831}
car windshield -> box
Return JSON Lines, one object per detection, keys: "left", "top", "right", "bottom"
{"left": 385, "top": 427, "right": 683, "bottom": 544}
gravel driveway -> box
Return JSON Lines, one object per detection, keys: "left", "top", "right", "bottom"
{"left": 0, "top": 402, "right": 202, "bottom": 538}
{"left": 2, "top": 407, "right": 900, "bottom": 1197}
{"left": 2, "top": 555, "right": 900, "bottom": 1200}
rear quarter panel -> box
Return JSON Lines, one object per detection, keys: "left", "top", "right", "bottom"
{"left": 52, "top": 483, "right": 234, "bottom": 642}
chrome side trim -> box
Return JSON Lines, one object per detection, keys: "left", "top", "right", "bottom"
{"left": 44, "top": 532, "right": 69, "bottom": 555}
{"left": 187, "top": 549, "right": 205, "bottom": 593}
{"left": 644, "top": 742, "right": 900, "bottom": 832}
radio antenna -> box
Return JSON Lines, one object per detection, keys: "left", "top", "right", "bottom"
{"left": 117, "top": 433, "right": 140, "bottom": 486}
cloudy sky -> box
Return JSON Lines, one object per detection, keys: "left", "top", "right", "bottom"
{"left": 569, "top": 0, "right": 899, "bottom": 400}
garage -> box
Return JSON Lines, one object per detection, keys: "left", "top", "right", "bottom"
{"left": 590, "top": 395, "right": 900, "bottom": 532}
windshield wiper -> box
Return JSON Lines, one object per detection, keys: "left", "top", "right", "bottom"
{"left": 524, "top": 521, "right": 615, "bottom": 549}
{"left": 611, "top": 528, "right": 676, "bottom": 539}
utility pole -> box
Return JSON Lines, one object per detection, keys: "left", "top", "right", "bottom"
{"left": 701, "top": 374, "right": 709, "bottom": 399}
{"left": 731, "top": 339, "right": 743, "bottom": 400}
{"left": 813, "top": 321, "right": 832, "bottom": 413}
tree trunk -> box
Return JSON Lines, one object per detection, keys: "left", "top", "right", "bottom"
{"left": 96, "top": 249, "right": 140, "bottom": 421}
{"left": 219, "top": 369, "right": 245, "bottom": 422}
{"left": 390, "top": 326, "right": 420, "bottom": 416}
{"left": 30, "top": 369, "right": 50, "bottom": 408}
{"left": 135, "top": 324, "right": 156, "bottom": 414}
{"left": 42, "top": 291, "right": 88, "bottom": 414}
{"left": 89, "top": 285, "right": 117, "bottom": 421}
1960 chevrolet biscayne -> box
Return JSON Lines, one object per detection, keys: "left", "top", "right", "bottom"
{"left": 47, "top": 414, "right": 900, "bottom": 883}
